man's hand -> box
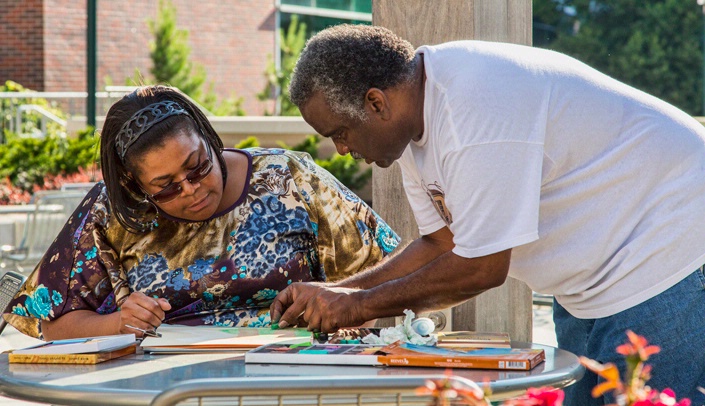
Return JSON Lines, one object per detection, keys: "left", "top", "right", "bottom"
{"left": 117, "top": 292, "right": 171, "bottom": 337}
{"left": 270, "top": 282, "right": 368, "bottom": 332}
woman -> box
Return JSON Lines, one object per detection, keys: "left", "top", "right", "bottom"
{"left": 3, "top": 85, "right": 399, "bottom": 340}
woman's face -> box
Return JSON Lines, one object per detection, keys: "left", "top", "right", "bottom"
{"left": 132, "top": 129, "right": 223, "bottom": 222}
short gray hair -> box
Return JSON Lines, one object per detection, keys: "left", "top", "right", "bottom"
{"left": 289, "top": 24, "right": 416, "bottom": 122}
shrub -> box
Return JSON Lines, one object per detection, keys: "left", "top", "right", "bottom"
{"left": 0, "top": 126, "right": 100, "bottom": 193}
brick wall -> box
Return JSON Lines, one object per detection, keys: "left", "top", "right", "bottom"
{"left": 3, "top": 0, "right": 276, "bottom": 115}
{"left": 0, "top": 0, "right": 45, "bottom": 89}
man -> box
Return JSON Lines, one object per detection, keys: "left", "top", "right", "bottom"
{"left": 270, "top": 24, "right": 705, "bottom": 405}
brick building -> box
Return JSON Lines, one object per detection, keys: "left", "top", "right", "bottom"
{"left": 1, "top": 0, "right": 277, "bottom": 115}
{"left": 1, "top": 0, "right": 372, "bottom": 115}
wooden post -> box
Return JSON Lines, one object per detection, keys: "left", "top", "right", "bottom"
{"left": 372, "top": 0, "right": 534, "bottom": 342}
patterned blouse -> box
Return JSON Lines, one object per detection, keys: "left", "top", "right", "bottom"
{"left": 5, "top": 148, "right": 400, "bottom": 338}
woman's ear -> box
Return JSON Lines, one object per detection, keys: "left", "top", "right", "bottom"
{"left": 365, "top": 88, "right": 391, "bottom": 120}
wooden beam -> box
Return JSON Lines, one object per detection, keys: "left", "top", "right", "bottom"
{"left": 372, "top": 0, "right": 533, "bottom": 342}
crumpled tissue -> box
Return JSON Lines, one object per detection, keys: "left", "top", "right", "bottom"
{"left": 361, "top": 309, "right": 438, "bottom": 346}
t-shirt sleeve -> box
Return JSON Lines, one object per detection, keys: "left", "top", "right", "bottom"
{"left": 3, "top": 184, "right": 122, "bottom": 338}
{"left": 398, "top": 152, "right": 447, "bottom": 236}
{"left": 443, "top": 142, "right": 542, "bottom": 258}
{"left": 287, "top": 152, "right": 401, "bottom": 282}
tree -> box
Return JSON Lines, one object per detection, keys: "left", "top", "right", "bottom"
{"left": 533, "top": 0, "right": 704, "bottom": 115}
{"left": 258, "top": 15, "right": 307, "bottom": 116}
{"left": 148, "top": 0, "right": 206, "bottom": 100}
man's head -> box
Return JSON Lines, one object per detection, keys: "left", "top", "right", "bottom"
{"left": 290, "top": 24, "right": 425, "bottom": 168}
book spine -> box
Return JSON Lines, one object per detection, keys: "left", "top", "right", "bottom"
{"left": 378, "top": 355, "right": 534, "bottom": 371}
{"left": 9, "top": 354, "right": 101, "bottom": 364}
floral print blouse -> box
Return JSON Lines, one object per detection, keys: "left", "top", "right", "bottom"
{"left": 5, "top": 148, "right": 400, "bottom": 338}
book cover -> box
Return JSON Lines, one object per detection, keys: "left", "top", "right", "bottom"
{"left": 8, "top": 343, "right": 137, "bottom": 364}
{"left": 246, "top": 341, "right": 545, "bottom": 371}
{"left": 436, "top": 331, "right": 511, "bottom": 349}
{"left": 245, "top": 343, "right": 386, "bottom": 366}
{"left": 378, "top": 342, "right": 545, "bottom": 371}
{"left": 141, "top": 325, "right": 312, "bottom": 353}
{"left": 11, "top": 334, "right": 136, "bottom": 355}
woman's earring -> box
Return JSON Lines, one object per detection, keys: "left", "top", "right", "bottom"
{"left": 140, "top": 194, "right": 159, "bottom": 232}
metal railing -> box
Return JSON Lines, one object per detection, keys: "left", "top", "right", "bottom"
{"left": 11, "top": 104, "right": 67, "bottom": 138}
{"left": 0, "top": 87, "right": 212, "bottom": 140}
{"left": 149, "top": 375, "right": 478, "bottom": 406}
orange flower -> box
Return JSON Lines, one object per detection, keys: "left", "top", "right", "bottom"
{"left": 415, "top": 370, "right": 487, "bottom": 406}
{"left": 616, "top": 331, "right": 660, "bottom": 361}
{"left": 579, "top": 356, "right": 623, "bottom": 398}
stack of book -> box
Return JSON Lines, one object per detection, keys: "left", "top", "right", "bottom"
{"left": 8, "top": 334, "right": 137, "bottom": 364}
{"left": 436, "top": 331, "right": 511, "bottom": 348}
{"left": 246, "top": 330, "right": 545, "bottom": 371}
{"left": 139, "top": 325, "right": 312, "bottom": 353}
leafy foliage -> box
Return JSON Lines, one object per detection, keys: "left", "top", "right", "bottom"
{"left": 147, "top": 0, "right": 206, "bottom": 99}
{"left": 139, "top": 0, "right": 245, "bottom": 116}
{"left": 0, "top": 127, "right": 100, "bottom": 193}
{"left": 258, "top": 15, "right": 307, "bottom": 116}
{"left": 0, "top": 80, "right": 67, "bottom": 141}
{"left": 533, "top": 0, "right": 704, "bottom": 115}
{"left": 234, "top": 136, "right": 261, "bottom": 150}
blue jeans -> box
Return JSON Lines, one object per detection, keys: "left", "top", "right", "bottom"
{"left": 554, "top": 267, "right": 705, "bottom": 406}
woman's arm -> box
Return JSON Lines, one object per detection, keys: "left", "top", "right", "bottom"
{"left": 41, "top": 292, "right": 171, "bottom": 341}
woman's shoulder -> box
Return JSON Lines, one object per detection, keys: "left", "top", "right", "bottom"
{"left": 243, "top": 147, "right": 318, "bottom": 172}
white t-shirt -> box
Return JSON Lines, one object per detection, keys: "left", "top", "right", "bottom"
{"left": 398, "top": 40, "right": 705, "bottom": 318}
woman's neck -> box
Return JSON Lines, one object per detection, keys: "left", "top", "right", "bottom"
{"left": 215, "top": 149, "right": 251, "bottom": 213}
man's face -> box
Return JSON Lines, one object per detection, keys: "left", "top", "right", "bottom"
{"left": 300, "top": 91, "right": 420, "bottom": 168}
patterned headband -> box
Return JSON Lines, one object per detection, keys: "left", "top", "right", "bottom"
{"left": 115, "top": 100, "right": 190, "bottom": 161}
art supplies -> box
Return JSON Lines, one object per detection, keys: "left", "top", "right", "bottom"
{"left": 8, "top": 343, "right": 137, "bottom": 364}
{"left": 11, "top": 334, "right": 136, "bottom": 355}
{"left": 246, "top": 340, "right": 545, "bottom": 371}
{"left": 140, "top": 324, "right": 311, "bottom": 353}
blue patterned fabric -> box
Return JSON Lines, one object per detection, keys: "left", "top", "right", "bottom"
{"left": 5, "top": 148, "right": 400, "bottom": 338}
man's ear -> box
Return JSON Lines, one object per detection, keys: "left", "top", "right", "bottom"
{"left": 365, "top": 88, "right": 391, "bottom": 120}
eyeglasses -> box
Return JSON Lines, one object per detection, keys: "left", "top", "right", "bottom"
{"left": 146, "top": 143, "right": 214, "bottom": 203}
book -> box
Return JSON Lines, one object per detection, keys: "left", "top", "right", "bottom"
{"left": 246, "top": 341, "right": 545, "bottom": 371}
{"left": 436, "top": 331, "right": 511, "bottom": 349}
{"left": 378, "top": 342, "right": 545, "bottom": 371}
{"left": 245, "top": 343, "right": 386, "bottom": 366}
{"left": 140, "top": 324, "right": 312, "bottom": 353}
{"left": 8, "top": 343, "right": 137, "bottom": 364}
{"left": 11, "top": 334, "right": 136, "bottom": 355}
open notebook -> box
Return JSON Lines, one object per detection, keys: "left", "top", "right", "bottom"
{"left": 140, "top": 325, "right": 312, "bottom": 353}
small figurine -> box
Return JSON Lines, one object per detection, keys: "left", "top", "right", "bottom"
{"left": 411, "top": 317, "right": 435, "bottom": 336}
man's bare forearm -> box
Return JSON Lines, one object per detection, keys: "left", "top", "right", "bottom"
{"left": 336, "top": 231, "right": 453, "bottom": 289}
{"left": 355, "top": 248, "right": 512, "bottom": 321}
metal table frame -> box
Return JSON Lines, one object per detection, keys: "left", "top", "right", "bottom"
{"left": 0, "top": 342, "right": 584, "bottom": 406}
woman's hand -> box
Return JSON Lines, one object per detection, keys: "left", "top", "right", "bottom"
{"left": 117, "top": 292, "right": 171, "bottom": 337}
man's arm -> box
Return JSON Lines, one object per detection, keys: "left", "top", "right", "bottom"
{"left": 271, "top": 233, "right": 511, "bottom": 332}
{"left": 335, "top": 226, "right": 456, "bottom": 289}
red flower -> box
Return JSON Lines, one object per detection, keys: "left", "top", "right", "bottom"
{"left": 526, "top": 387, "right": 564, "bottom": 406}
{"left": 501, "top": 387, "right": 564, "bottom": 406}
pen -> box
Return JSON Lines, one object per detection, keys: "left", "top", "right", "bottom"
{"left": 125, "top": 324, "right": 162, "bottom": 338}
